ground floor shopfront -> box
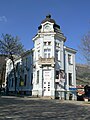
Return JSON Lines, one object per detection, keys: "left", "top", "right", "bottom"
{"left": 32, "top": 65, "right": 77, "bottom": 100}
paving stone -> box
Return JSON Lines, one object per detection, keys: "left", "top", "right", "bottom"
{"left": 0, "top": 96, "right": 90, "bottom": 119}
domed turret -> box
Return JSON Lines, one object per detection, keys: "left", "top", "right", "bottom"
{"left": 37, "top": 15, "right": 66, "bottom": 42}
{"left": 38, "top": 14, "right": 60, "bottom": 31}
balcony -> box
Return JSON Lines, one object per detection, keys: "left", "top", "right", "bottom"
{"left": 38, "top": 57, "right": 55, "bottom": 65}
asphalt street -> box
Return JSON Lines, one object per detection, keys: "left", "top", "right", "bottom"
{"left": 0, "top": 96, "right": 90, "bottom": 120}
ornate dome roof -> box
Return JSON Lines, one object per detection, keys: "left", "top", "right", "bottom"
{"left": 41, "top": 14, "right": 56, "bottom": 24}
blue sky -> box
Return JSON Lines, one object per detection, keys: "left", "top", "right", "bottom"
{"left": 0, "top": 0, "right": 90, "bottom": 64}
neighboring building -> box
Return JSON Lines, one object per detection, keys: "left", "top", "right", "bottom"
{"left": 5, "top": 50, "right": 33, "bottom": 95}
{"left": 5, "top": 55, "right": 22, "bottom": 93}
{"left": 20, "top": 50, "right": 33, "bottom": 95}
{"left": 5, "top": 15, "right": 77, "bottom": 100}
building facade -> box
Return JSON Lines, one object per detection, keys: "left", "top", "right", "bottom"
{"left": 5, "top": 15, "right": 77, "bottom": 100}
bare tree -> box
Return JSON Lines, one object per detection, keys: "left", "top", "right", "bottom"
{"left": 0, "top": 55, "right": 6, "bottom": 89}
{"left": 0, "top": 34, "right": 25, "bottom": 94}
{"left": 79, "top": 32, "right": 90, "bottom": 65}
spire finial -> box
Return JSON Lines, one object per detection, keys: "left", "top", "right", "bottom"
{"left": 46, "top": 14, "right": 51, "bottom": 19}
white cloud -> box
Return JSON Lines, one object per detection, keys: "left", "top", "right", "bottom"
{"left": 0, "top": 16, "right": 7, "bottom": 22}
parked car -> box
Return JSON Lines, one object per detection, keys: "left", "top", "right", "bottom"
{"left": 83, "top": 94, "right": 90, "bottom": 101}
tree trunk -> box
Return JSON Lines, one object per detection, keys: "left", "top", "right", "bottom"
{"left": 1, "top": 70, "right": 3, "bottom": 89}
{"left": 9, "top": 53, "right": 17, "bottom": 94}
{"left": 12, "top": 60, "right": 17, "bottom": 94}
{"left": 9, "top": 54, "right": 17, "bottom": 95}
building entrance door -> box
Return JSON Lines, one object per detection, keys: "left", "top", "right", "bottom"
{"left": 43, "top": 70, "right": 51, "bottom": 96}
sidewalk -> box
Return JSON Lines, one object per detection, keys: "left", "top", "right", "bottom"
{"left": 1, "top": 95, "right": 90, "bottom": 106}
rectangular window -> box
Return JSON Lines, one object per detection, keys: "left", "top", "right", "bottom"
{"left": 44, "top": 49, "right": 47, "bottom": 52}
{"left": 48, "top": 53, "right": 50, "bottom": 58}
{"left": 16, "top": 62, "right": 20, "bottom": 70}
{"left": 68, "top": 73, "right": 72, "bottom": 86}
{"left": 44, "top": 49, "right": 51, "bottom": 58}
{"left": 44, "top": 42, "right": 51, "bottom": 46}
{"left": 55, "top": 42, "right": 57, "bottom": 47}
{"left": 48, "top": 42, "right": 51, "bottom": 45}
{"left": 44, "top": 53, "right": 47, "bottom": 58}
{"left": 19, "top": 76, "right": 24, "bottom": 86}
{"left": 26, "top": 58, "right": 28, "bottom": 67}
{"left": 11, "top": 78, "right": 14, "bottom": 87}
{"left": 37, "top": 71, "right": 39, "bottom": 84}
{"left": 55, "top": 50, "right": 59, "bottom": 60}
{"left": 68, "top": 54, "right": 72, "bottom": 64}
{"left": 55, "top": 42, "right": 60, "bottom": 47}
{"left": 19, "top": 76, "right": 21, "bottom": 86}
{"left": 16, "top": 77, "right": 17, "bottom": 87}
{"left": 56, "top": 71, "right": 59, "bottom": 79}
{"left": 44, "top": 42, "right": 47, "bottom": 45}
{"left": 24, "top": 74, "right": 27, "bottom": 86}
{"left": 38, "top": 50, "right": 40, "bottom": 59}
{"left": 31, "top": 73, "right": 33, "bottom": 85}
{"left": 48, "top": 49, "right": 51, "bottom": 52}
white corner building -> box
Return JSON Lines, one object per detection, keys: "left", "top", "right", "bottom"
{"left": 5, "top": 15, "right": 77, "bottom": 100}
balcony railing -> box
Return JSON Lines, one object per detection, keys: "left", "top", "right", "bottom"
{"left": 38, "top": 57, "right": 55, "bottom": 65}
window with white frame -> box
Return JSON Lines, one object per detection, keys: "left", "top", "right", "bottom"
{"left": 38, "top": 50, "right": 40, "bottom": 59}
{"left": 55, "top": 50, "right": 59, "bottom": 60}
{"left": 31, "top": 73, "right": 33, "bottom": 85}
{"left": 68, "top": 73, "right": 72, "bottom": 86}
{"left": 44, "top": 41, "right": 51, "bottom": 46}
{"left": 19, "top": 76, "right": 22, "bottom": 86}
{"left": 24, "top": 74, "right": 27, "bottom": 86}
{"left": 44, "top": 49, "right": 51, "bottom": 58}
{"left": 44, "top": 42, "right": 47, "bottom": 46}
{"left": 55, "top": 42, "right": 60, "bottom": 47}
{"left": 37, "top": 70, "right": 39, "bottom": 84}
{"left": 68, "top": 54, "right": 72, "bottom": 64}
{"left": 48, "top": 42, "right": 51, "bottom": 45}
{"left": 26, "top": 58, "right": 28, "bottom": 67}
{"left": 19, "top": 76, "right": 24, "bottom": 86}
{"left": 11, "top": 78, "right": 14, "bottom": 87}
